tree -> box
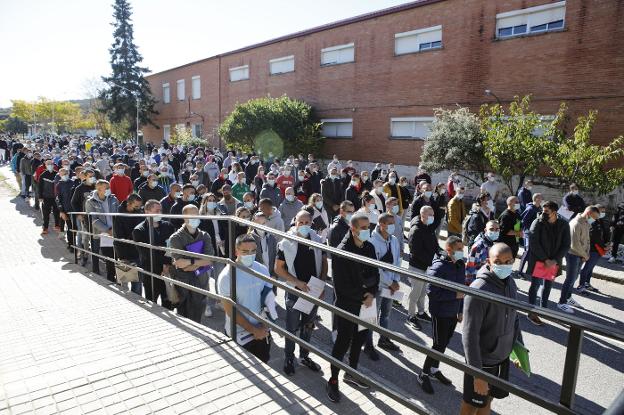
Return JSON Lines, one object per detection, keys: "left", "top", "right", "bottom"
{"left": 546, "top": 110, "right": 624, "bottom": 196}
{"left": 170, "top": 124, "right": 205, "bottom": 147}
{"left": 420, "top": 107, "right": 488, "bottom": 187}
{"left": 10, "top": 98, "right": 88, "bottom": 134}
{"left": 218, "top": 95, "right": 323, "bottom": 157}
{"left": 479, "top": 95, "right": 565, "bottom": 194}
{"left": 2, "top": 117, "right": 28, "bottom": 135}
{"left": 99, "top": 0, "right": 157, "bottom": 140}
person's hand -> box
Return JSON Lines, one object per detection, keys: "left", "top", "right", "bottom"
{"left": 363, "top": 293, "right": 374, "bottom": 308}
{"left": 295, "top": 280, "right": 310, "bottom": 293}
{"left": 60, "top": 212, "right": 68, "bottom": 221}
{"left": 457, "top": 313, "right": 463, "bottom": 323}
{"left": 107, "top": 230, "right": 113, "bottom": 236}
{"left": 77, "top": 214, "right": 83, "bottom": 221}
{"left": 184, "top": 265, "right": 200, "bottom": 272}
{"left": 456, "top": 292, "right": 465, "bottom": 299}
{"left": 512, "top": 359, "right": 522, "bottom": 369}
{"left": 175, "top": 258, "right": 191, "bottom": 269}
{"left": 544, "top": 259, "right": 557, "bottom": 268}
{"left": 252, "top": 325, "right": 269, "bottom": 340}
{"left": 474, "top": 378, "right": 489, "bottom": 396}
{"left": 389, "top": 281, "right": 400, "bottom": 293}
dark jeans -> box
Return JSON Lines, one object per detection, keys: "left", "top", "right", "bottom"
{"left": 176, "top": 272, "right": 208, "bottom": 323}
{"left": 528, "top": 277, "right": 553, "bottom": 308}
{"left": 519, "top": 237, "right": 530, "bottom": 273}
{"left": 560, "top": 254, "right": 582, "bottom": 304}
{"left": 612, "top": 228, "right": 623, "bottom": 258}
{"left": 92, "top": 239, "right": 116, "bottom": 282}
{"left": 330, "top": 311, "right": 368, "bottom": 379}
{"left": 242, "top": 337, "right": 271, "bottom": 363}
{"left": 285, "top": 298, "right": 318, "bottom": 359}
{"left": 41, "top": 197, "right": 60, "bottom": 229}
{"left": 142, "top": 271, "right": 173, "bottom": 310}
{"left": 423, "top": 315, "right": 457, "bottom": 374}
{"left": 579, "top": 251, "right": 601, "bottom": 287}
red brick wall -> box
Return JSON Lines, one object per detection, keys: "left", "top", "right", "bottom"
{"left": 143, "top": 0, "right": 624, "bottom": 166}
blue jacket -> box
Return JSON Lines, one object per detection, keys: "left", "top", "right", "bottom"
{"left": 426, "top": 252, "right": 465, "bottom": 318}
{"left": 521, "top": 202, "right": 541, "bottom": 231}
{"left": 517, "top": 187, "right": 532, "bottom": 212}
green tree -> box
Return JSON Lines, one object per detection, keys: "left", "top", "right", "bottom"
{"left": 218, "top": 95, "right": 323, "bottom": 157}
{"left": 170, "top": 124, "right": 206, "bottom": 147}
{"left": 479, "top": 95, "right": 565, "bottom": 194}
{"left": 99, "top": 0, "right": 157, "bottom": 140}
{"left": 420, "top": 107, "right": 488, "bottom": 186}
{"left": 2, "top": 117, "right": 28, "bottom": 135}
{"left": 10, "top": 98, "right": 88, "bottom": 134}
{"left": 546, "top": 110, "right": 624, "bottom": 196}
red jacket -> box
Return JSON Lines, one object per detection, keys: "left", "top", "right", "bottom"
{"left": 110, "top": 175, "right": 133, "bottom": 202}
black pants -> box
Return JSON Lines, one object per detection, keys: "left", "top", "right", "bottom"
{"left": 528, "top": 277, "right": 553, "bottom": 308}
{"left": 423, "top": 315, "right": 457, "bottom": 374}
{"left": 330, "top": 312, "right": 368, "bottom": 379}
{"left": 142, "top": 272, "right": 173, "bottom": 310}
{"left": 612, "top": 228, "right": 623, "bottom": 258}
{"left": 92, "top": 240, "right": 116, "bottom": 282}
{"left": 41, "top": 197, "right": 60, "bottom": 229}
{"left": 242, "top": 338, "right": 271, "bottom": 363}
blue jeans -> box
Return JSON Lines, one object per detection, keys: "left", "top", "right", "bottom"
{"left": 284, "top": 298, "right": 318, "bottom": 359}
{"left": 560, "top": 254, "right": 582, "bottom": 304}
{"left": 579, "top": 251, "right": 601, "bottom": 287}
{"left": 528, "top": 277, "right": 553, "bottom": 308}
{"left": 366, "top": 292, "right": 394, "bottom": 347}
{"left": 131, "top": 280, "right": 142, "bottom": 295}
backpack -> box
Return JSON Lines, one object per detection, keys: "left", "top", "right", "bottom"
{"left": 461, "top": 210, "right": 476, "bottom": 246}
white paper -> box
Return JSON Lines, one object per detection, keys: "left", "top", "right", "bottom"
{"left": 292, "top": 276, "right": 326, "bottom": 315}
{"left": 358, "top": 298, "right": 378, "bottom": 332}
{"left": 381, "top": 288, "right": 404, "bottom": 301}
{"left": 99, "top": 234, "right": 114, "bottom": 247}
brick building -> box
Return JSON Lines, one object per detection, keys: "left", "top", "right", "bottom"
{"left": 143, "top": 0, "right": 624, "bottom": 168}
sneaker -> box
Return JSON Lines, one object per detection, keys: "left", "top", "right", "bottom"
{"left": 416, "top": 312, "right": 432, "bottom": 323}
{"left": 431, "top": 370, "right": 453, "bottom": 386}
{"left": 284, "top": 358, "right": 295, "bottom": 375}
{"left": 566, "top": 298, "right": 584, "bottom": 309}
{"left": 363, "top": 346, "right": 380, "bottom": 361}
{"left": 53, "top": 226, "right": 61, "bottom": 232}
{"left": 584, "top": 284, "right": 599, "bottom": 293}
{"left": 343, "top": 373, "right": 369, "bottom": 390}
{"left": 378, "top": 337, "right": 401, "bottom": 352}
{"left": 326, "top": 379, "right": 340, "bottom": 402}
{"left": 331, "top": 330, "right": 338, "bottom": 344}
{"left": 204, "top": 305, "right": 213, "bottom": 317}
{"left": 576, "top": 286, "right": 588, "bottom": 295}
{"left": 41, "top": 228, "right": 48, "bottom": 235}
{"left": 417, "top": 373, "right": 434, "bottom": 394}
{"left": 557, "top": 303, "right": 575, "bottom": 314}
{"left": 608, "top": 256, "right": 617, "bottom": 263}
{"left": 300, "top": 356, "right": 321, "bottom": 372}
{"left": 57, "top": 231, "right": 66, "bottom": 240}
{"left": 408, "top": 316, "right": 422, "bottom": 330}
{"left": 527, "top": 313, "right": 544, "bottom": 326}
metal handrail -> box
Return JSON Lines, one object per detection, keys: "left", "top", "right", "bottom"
{"left": 66, "top": 210, "right": 624, "bottom": 414}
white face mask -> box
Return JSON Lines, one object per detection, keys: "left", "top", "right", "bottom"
{"left": 487, "top": 200, "right": 495, "bottom": 210}
{"left": 285, "top": 194, "right": 295, "bottom": 202}
{"left": 386, "top": 224, "right": 396, "bottom": 234}
{"left": 187, "top": 218, "right": 201, "bottom": 229}
{"left": 456, "top": 193, "right": 464, "bottom": 199}
{"left": 513, "top": 203, "right": 521, "bottom": 211}
{"left": 391, "top": 205, "right": 399, "bottom": 215}
{"left": 240, "top": 254, "right": 255, "bottom": 267}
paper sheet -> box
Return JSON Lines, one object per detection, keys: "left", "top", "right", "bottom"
{"left": 292, "top": 276, "right": 326, "bottom": 315}
{"left": 381, "top": 288, "right": 404, "bottom": 301}
{"left": 99, "top": 234, "right": 114, "bottom": 247}
{"left": 358, "top": 298, "right": 378, "bottom": 332}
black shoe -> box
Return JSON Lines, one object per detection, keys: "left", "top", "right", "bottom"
{"left": 343, "top": 373, "right": 370, "bottom": 390}
{"left": 284, "top": 358, "right": 295, "bottom": 375}
{"left": 431, "top": 370, "right": 453, "bottom": 386}
{"left": 378, "top": 337, "right": 401, "bottom": 352}
{"left": 408, "top": 316, "right": 422, "bottom": 330}
{"left": 364, "top": 346, "right": 380, "bottom": 361}
{"left": 417, "top": 373, "right": 434, "bottom": 394}
{"left": 326, "top": 378, "right": 341, "bottom": 402}
{"left": 300, "top": 356, "right": 321, "bottom": 372}
{"left": 416, "top": 312, "right": 432, "bottom": 323}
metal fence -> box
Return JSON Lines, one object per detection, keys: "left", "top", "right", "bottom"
{"left": 67, "top": 211, "right": 624, "bottom": 415}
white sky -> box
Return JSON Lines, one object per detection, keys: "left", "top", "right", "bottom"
{"left": 0, "top": 0, "right": 410, "bottom": 108}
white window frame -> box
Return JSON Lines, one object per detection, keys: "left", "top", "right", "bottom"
{"left": 321, "top": 118, "right": 353, "bottom": 138}
{"left": 229, "top": 65, "right": 250, "bottom": 82}
{"left": 191, "top": 76, "right": 201, "bottom": 100}
{"left": 269, "top": 55, "right": 295, "bottom": 75}
{"left": 163, "top": 124, "right": 171, "bottom": 141}
{"left": 162, "top": 83, "right": 170, "bottom": 104}
{"left": 394, "top": 25, "right": 443, "bottom": 55}
{"left": 320, "top": 43, "right": 355, "bottom": 66}
{"left": 390, "top": 117, "right": 434, "bottom": 140}
{"left": 176, "top": 79, "right": 185, "bottom": 101}
{"left": 496, "top": 1, "right": 566, "bottom": 39}
{"left": 192, "top": 123, "right": 202, "bottom": 138}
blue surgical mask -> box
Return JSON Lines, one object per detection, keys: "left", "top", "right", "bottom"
{"left": 587, "top": 217, "right": 595, "bottom": 225}
{"left": 315, "top": 201, "right": 323, "bottom": 210}
{"left": 491, "top": 264, "right": 513, "bottom": 279}
{"left": 104, "top": 189, "right": 111, "bottom": 197}
{"left": 188, "top": 194, "right": 196, "bottom": 202}
{"left": 514, "top": 203, "right": 521, "bottom": 211}
{"left": 386, "top": 224, "right": 396, "bottom": 234}
{"left": 486, "top": 231, "right": 499, "bottom": 241}
{"left": 391, "top": 205, "right": 399, "bottom": 215}
{"left": 426, "top": 216, "right": 434, "bottom": 226}
{"left": 153, "top": 215, "right": 162, "bottom": 222}
{"left": 453, "top": 250, "right": 464, "bottom": 261}
{"left": 240, "top": 254, "right": 255, "bottom": 267}
{"left": 175, "top": 191, "right": 183, "bottom": 198}
{"left": 187, "top": 218, "right": 201, "bottom": 229}
{"left": 345, "top": 213, "right": 353, "bottom": 223}
{"left": 207, "top": 201, "right": 217, "bottom": 210}
{"left": 244, "top": 201, "right": 254, "bottom": 209}
{"left": 424, "top": 191, "right": 433, "bottom": 198}
{"left": 358, "top": 229, "right": 371, "bottom": 242}
{"left": 298, "top": 225, "right": 311, "bottom": 237}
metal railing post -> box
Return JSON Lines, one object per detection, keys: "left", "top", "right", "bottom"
{"left": 72, "top": 213, "right": 78, "bottom": 265}
{"left": 228, "top": 219, "right": 237, "bottom": 341}
{"left": 88, "top": 215, "right": 95, "bottom": 270}
{"left": 560, "top": 326, "right": 584, "bottom": 409}
{"left": 148, "top": 216, "right": 155, "bottom": 302}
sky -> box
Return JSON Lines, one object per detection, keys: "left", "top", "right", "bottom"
{"left": 0, "top": 0, "right": 412, "bottom": 108}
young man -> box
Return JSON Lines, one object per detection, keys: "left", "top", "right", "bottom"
{"left": 465, "top": 221, "right": 500, "bottom": 286}
{"left": 109, "top": 163, "right": 133, "bottom": 202}
{"left": 38, "top": 159, "right": 60, "bottom": 235}
{"left": 218, "top": 234, "right": 273, "bottom": 363}
{"left": 418, "top": 236, "right": 466, "bottom": 394}
{"left": 113, "top": 193, "right": 144, "bottom": 294}
{"left": 466, "top": 193, "right": 495, "bottom": 249}
{"left": 498, "top": 196, "right": 523, "bottom": 260}
{"left": 85, "top": 179, "right": 120, "bottom": 281}
{"left": 447, "top": 186, "right": 466, "bottom": 238}
{"left": 518, "top": 193, "right": 543, "bottom": 274}
{"left": 326, "top": 213, "right": 379, "bottom": 402}
{"left": 275, "top": 211, "right": 327, "bottom": 375}
{"left": 577, "top": 204, "right": 610, "bottom": 294}
{"left": 278, "top": 187, "right": 304, "bottom": 231}
{"left": 461, "top": 243, "right": 523, "bottom": 415}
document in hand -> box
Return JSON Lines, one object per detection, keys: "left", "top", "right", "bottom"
{"left": 381, "top": 288, "right": 404, "bottom": 301}
{"left": 532, "top": 261, "right": 558, "bottom": 281}
{"left": 185, "top": 239, "right": 213, "bottom": 276}
{"left": 358, "top": 298, "right": 378, "bottom": 332}
{"left": 99, "top": 234, "right": 114, "bottom": 247}
{"left": 510, "top": 342, "right": 531, "bottom": 377}
{"left": 292, "top": 276, "right": 326, "bottom": 315}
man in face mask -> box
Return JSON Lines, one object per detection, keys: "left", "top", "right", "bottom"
{"left": 466, "top": 220, "right": 500, "bottom": 286}
{"left": 160, "top": 183, "right": 182, "bottom": 215}
{"left": 447, "top": 186, "right": 466, "bottom": 238}
{"left": 85, "top": 180, "right": 120, "bottom": 281}
{"left": 210, "top": 167, "right": 232, "bottom": 199}
{"left": 320, "top": 167, "right": 342, "bottom": 220}
{"left": 384, "top": 197, "right": 404, "bottom": 252}
{"left": 138, "top": 173, "right": 166, "bottom": 205}
{"left": 410, "top": 182, "right": 438, "bottom": 222}
{"left": 498, "top": 196, "right": 523, "bottom": 260}
{"left": 217, "top": 234, "right": 273, "bottom": 362}
{"left": 466, "top": 193, "right": 496, "bottom": 249}
{"left": 110, "top": 163, "right": 133, "bottom": 202}
{"left": 518, "top": 193, "right": 543, "bottom": 275}
{"left": 328, "top": 200, "right": 355, "bottom": 249}
{"left": 38, "top": 159, "right": 61, "bottom": 235}
{"left": 562, "top": 183, "right": 586, "bottom": 219}
{"left": 113, "top": 193, "right": 144, "bottom": 295}
{"left": 170, "top": 185, "right": 199, "bottom": 228}
{"left": 480, "top": 172, "right": 500, "bottom": 204}
{"left": 169, "top": 204, "right": 215, "bottom": 323}
{"left": 278, "top": 187, "right": 304, "bottom": 230}
{"left": 232, "top": 172, "right": 250, "bottom": 202}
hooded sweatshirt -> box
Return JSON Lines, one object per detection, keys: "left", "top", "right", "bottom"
{"left": 278, "top": 197, "right": 304, "bottom": 230}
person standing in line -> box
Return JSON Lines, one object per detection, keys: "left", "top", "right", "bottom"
{"left": 577, "top": 204, "right": 610, "bottom": 294}
{"left": 278, "top": 187, "right": 304, "bottom": 231}
{"left": 480, "top": 173, "right": 500, "bottom": 205}
{"left": 518, "top": 193, "right": 543, "bottom": 275}
{"left": 447, "top": 186, "right": 466, "bottom": 238}
{"left": 562, "top": 183, "right": 586, "bottom": 220}
{"left": 38, "top": 159, "right": 61, "bottom": 235}
{"left": 85, "top": 179, "right": 120, "bottom": 281}
{"left": 608, "top": 203, "right": 624, "bottom": 263}
{"left": 465, "top": 221, "right": 500, "bottom": 286}
{"left": 498, "top": 196, "right": 523, "bottom": 261}
{"left": 516, "top": 179, "right": 533, "bottom": 212}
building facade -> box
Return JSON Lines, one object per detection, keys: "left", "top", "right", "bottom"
{"left": 143, "top": 0, "right": 624, "bottom": 167}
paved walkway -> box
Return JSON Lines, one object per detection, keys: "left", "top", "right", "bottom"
{"left": 0, "top": 176, "right": 416, "bottom": 414}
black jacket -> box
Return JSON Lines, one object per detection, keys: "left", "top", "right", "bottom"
{"left": 37, "top": 170, "right": 58, "bottom": 199}
{"left": 527, "top": 213, "right": 571, "bottom": 275}
{"left": 170, "top": 199, "right": 199, "bottom": 228}
{"left": 467, "top": 209, "right": 494, "bottom": 248}
{"left": 132, "top": 219, "right": 175, "bottom": 275}
{"left": 408, "top": 215, "right": 441, "bottom": 270}
{"left": 113, "top": 201, "right": 144, "bottom": 261}
{"left": 138, "top": 183, "right": 166, "bottom": 203}
{"left": 427, "top": 253, "right": 465, "bottom": 318}
{"left": 409, "top": 194, "right": 438, "bottom": 223}
{"left": 345, "top": 185, "right": 362, "bottom": 210}
{"left": 160, "top": 194, "right": 178, "bottom": 215}
{"left": 71, "top": 182, "right": 95, "bottom": 213}
{"left": 332, "top": 231, "right": 379, "bottom": 313}
{"left": 498, "top": 209, "right": 521, "bottom": 252}
{"left": 321, "top": 177, "right": 343, "bottom": 215}
{"left": 327, "top": 216, "right": 350, "bottom": 249}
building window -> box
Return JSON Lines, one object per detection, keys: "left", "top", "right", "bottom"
{"left": 390, "top": 117, "right": 434, "bottom": 140}
{"left": 321, "top": 43, "right": 355, "bottom": 66}
{"left": 321, "top": 118, "right": 353, "bottom": 138}
{"left": 162, "top": 83, "right": 170, "bottom": 104}
{"left": 163, "top": 124, "right": 171, "bottom": 141}
{"left": 191, "top": 76, "right": 200, "bottom": 100}
{"left": 269, "top": 55, "right": 295, "bottom": 75}
{"left": 496, "top": 1, "right": 566, "bottom": 39}
{"left": 229, "top": 65, "right": 249, "bottom": 82}
{"left": 176, "top": 79, "right": 185, "bottom": 101}
{"left": 192, "top": 123, "right": 202, "bottom": 138}
{"left": 395, "top": 26, "right": 443, "bottom": 55}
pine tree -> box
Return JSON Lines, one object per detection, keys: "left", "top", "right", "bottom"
{"left": 99, "top": 0, "right": 157, "bottom": 140}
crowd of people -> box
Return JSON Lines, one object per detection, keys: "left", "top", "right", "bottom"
{"left": 1, "top": 132, "right": 622, "bottom": 414}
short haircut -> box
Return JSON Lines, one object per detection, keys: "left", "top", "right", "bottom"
{"left": 182, "top": 204, "right": 198, "bottom": 214}
{"left": 489, "top": 242, "right": 512, "bottom": 258}
{"left": 96, "top": 179, "right": 109, "bottom": 186}
{"left": 350, "top": 212, "right": 369, "bottom": 228}
{"left": 295, "top": 210, "right": 311, "bottom": 222}
{"left": 235, "top": 233, "right": 256, "bottom": 248}
{"left": 486, "top": 220, "right": 500, "bottom": 228}
{"left": 144, "top": 199, "right": 161, "bottom": 211}
{"left": 585, "top": 205, "right": 599, "bottom": 215}
{"left": 420, "top": 205, "right": 434, "bottom": 215}
{"left": 259, "top": 198, "right": 273, "bottom": 207}
{"left": 170, "top": 182, "right": 182, "bottom": 190}
{"left": 542, "top": 201, "right": 558, "bottom": 211}
{"left": 386, "top": 197, "right": 398, "bottom": 204}
{"left": 253, "top": 212, "right": 267, "bottom": 220}
{"left": 340, "top": 200, "right": 354, "bottom": 211}
{"left": 126, "top": 193, "right": 142, "bottom": 204}
{"left": 182, "top": 184, "right": 195, "bottom": 192}
{"left": 506, "top": 195, "right": 517, "bottom": 204}
{"left": 83, "top": 168, "right": 95, "bottom": 176}
{"left": 477, "top": 192, "right": 491, "bottom": 203}
{"left": 378, "top": 212, "right": 394, "bottom": 224}
{"left": 235, "top": 207, "right": 250, "bottom": 217}
{"left": 243, "top": 192, "right": 255, "bottom": 199}
{"left": 532, "top": 193, "right": 543, "bottom": 202}
{"left": 446, "top": 235, "right": 463, "bottom": 247}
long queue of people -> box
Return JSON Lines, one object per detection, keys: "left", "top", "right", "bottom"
{"left": 2, "top": 133, "right": 621, "bottom": 414}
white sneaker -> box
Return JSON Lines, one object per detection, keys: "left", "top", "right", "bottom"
{"left": 608, "top": 257, "right": 617, "bottom": 263}
{"left": 566, "top": 298, "right": 584, "bottom": 309}
{"left": 557, "top": 303, "right": 575, "bottom": 314}
{"left": 331, "top": 330, "right": 338, "bottom": 344}
{"left": 204, "top": 305, "right": 213, "bottom": 317}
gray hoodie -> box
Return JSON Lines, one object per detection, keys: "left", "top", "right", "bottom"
{"left": 278, "top": 198, "right": 303, "bottom": 230}
{"left": 462, "top": 266, "right": 522, "bottom": 368}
